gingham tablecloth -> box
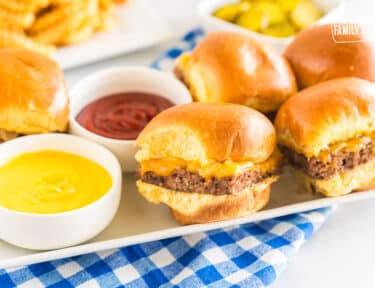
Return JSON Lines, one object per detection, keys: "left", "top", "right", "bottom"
{"left": 0, "top": 29, "right": 331, "bottom": 288}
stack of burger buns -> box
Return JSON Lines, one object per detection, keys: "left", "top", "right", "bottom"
{"left": 275, "top": 78, "right": 375, "bottom": 197}
{"left": 276, "top": 24, "right": 375, "bottom": 196}
{"left": 136, "top": 24, "right": 375, "bottom": 224}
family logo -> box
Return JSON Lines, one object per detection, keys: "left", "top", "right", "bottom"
{"left": 331, "top": 23, "right": 371, "bottom": 43}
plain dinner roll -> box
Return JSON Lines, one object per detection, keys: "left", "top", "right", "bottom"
{"left": 284, "top": 23, "right": 375, "bottom": 89}
{"left": 174, "top": 31, "right": 297, "bottom": 113}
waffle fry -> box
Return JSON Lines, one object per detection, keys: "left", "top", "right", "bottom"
{"left": 28, "top": 3, "right": 81, "bottom": 34}
{"left": 0, "top": 18, "right": 23, "bottom": 32}
{"left": 0, "top": 8, "right": 35, "bottom": 29}
{"left": 87, "top": 0, "right": 99, "bottom": 16}
{"left": 0, "top": 30, "right": 54, "bottom": 55}
{"left": 50, "top": 0, "right": 72, "bottom": 5}
{"left": 31, "top": 12, "right": 87, "bottom": 45}
{"left": 30, "top": 0, "right": 96, "bottom": 45}
{"left": 97, "top": 5, "right": 115, "bottom": 30}
{"left": 0, "top": 0, "right": 127, "bottom": 55}
{"left": 0, "top": 0, "right": 49, "bottom": 13}
{"left": 62, "top": 17, "right": 98, "bottom": 45}
{"left": 99, "top": 0, "right": 112, "bottom": 9}
{"left": 0, "top": 1, "right": 35, "bottom": 13}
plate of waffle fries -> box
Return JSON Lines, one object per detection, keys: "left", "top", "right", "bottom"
{"left": 0, "top": 0, "right": 172, "bottom": 69}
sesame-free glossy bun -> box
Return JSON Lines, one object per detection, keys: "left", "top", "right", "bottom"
{"left": 284, "top": 24, "right": 375, "bottom": 89}
{"left": 136, "top": 181, "right": 271, "bottom": 224}
{"left": 275, "top": 77, "right": 375, "bottom": 157}
{"left": 174, "top": 32, "right": 297, "bottom": 113}
{"left": 136, "top": 102, "right": 276, "bottom": 164}
{"left": 294, "top": 157, "right": 375, "bottom": 197}
{"left": 0, "top": 48, "right": 69, "bottom": 136}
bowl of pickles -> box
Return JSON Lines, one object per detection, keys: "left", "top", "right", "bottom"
{"left": 198, "top": 0, "right": 345, "bottom": 50}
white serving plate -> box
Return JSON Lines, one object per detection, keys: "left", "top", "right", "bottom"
{"left": 197, "top": 0, "right": 347, "bottom": 51}
{"left": 53, "top": 0, "right": 172, "bottom": 69}
{"left": 1, "top": 170, "right": 375, "bottom": 269}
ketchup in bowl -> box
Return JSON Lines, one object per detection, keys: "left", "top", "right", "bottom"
{"left": 76, "top": 92, "right": 174, "bottom": 140}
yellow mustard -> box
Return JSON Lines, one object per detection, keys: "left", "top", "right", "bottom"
{"left": 0, "top": 150, "right": 112, "bottom": 214}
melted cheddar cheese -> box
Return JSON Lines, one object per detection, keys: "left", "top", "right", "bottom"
{"left": 0, "top": 129, "right": 17, "bottom": 142}
{"left": 317, "top": 135, "right": 374, "bottom": 162}
{"left": 141, "top": 149, "right": 282, "bottom": 178}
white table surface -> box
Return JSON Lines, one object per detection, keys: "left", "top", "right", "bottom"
{"left": 65, "top": 0, "right": 375, "bottom": 287}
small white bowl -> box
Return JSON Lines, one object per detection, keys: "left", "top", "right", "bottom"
{"left": 198, "top": 0, "right": 346, "bottom": 51}
{"left": 0, "top": 134, "right": 122, "bottom": 250}
{"left": 69, "top": 66, "right": 192, "bottom": 172}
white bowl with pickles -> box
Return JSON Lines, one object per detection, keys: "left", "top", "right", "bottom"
{"left": 198, "top": 0, "right": 346, "bottom": 51}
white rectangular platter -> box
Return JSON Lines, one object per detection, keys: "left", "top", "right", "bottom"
{"left": 52, "top": 0, "right": 172, "bottom": 69}
{"left": 1, "top": 171, "right": 375, "bottom": 269}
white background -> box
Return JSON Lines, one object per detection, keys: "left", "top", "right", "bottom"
{"left": 65, "top": 0, "right": 375, "bottom": 287}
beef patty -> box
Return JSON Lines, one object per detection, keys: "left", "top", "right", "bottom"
{"left": 141, "top": 165, "right": 282, "bottom": 195}
{"left": 280, "top": 142, "right": 375, "bottom": 180}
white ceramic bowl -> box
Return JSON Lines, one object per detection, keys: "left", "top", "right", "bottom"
{"left": 69, "top": 66, "right": 192, "bottom": 172}
{"left": 198, "top": 0, "right": 346, "bottom": 51}
{"left": 0, "top": 134, "right": 122, "bottom": 250}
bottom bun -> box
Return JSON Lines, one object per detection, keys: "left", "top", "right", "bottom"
{"left": 293, "top": 158, "right": 375, "bottom": 197}
{"left": 136, "top": 180, "right": 271, "bottom": 224}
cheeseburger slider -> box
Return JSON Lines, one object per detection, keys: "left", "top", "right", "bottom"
{"left": 0, "top": 48, "right": 69, "bottom": 142}
{"left": 174, "top": 32, "right": 297, "bottom": 114}
{"left": 136, "top": 103, "right": 283, "bottom": 224}
{"left": 275, "top": 77, "right": 375, "bottom": 197}
{"left": 284, "top": 24, "right": 375, "bottom": 89}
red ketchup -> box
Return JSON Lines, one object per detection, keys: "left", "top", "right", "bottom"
{"left": 76, "top": 92, "right": 174, "bottom": 140}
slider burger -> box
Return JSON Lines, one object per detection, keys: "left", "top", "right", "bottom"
{"left": 174, "top": 32, "right": 297, "bottom": 114}
{"left": 135, "top": 103, "right": 283, "bottom": 224}
{"left": 0, "top": 48, "right": 69, "bottom": 142}
{"left": 284, "top": 24, "right": 375, "bottom": 89}
{"left": 275, "top": 77, "right": 375, "bottom": 197}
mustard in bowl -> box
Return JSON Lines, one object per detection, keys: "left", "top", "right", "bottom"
{"left": 0, "top": 134, "right": 122, "bottom": 250}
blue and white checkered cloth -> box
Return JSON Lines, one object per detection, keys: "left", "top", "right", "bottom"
{"left": 0, "top": 29, "right": 331, "bottom": 288}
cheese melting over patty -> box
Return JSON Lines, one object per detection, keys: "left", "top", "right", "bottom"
{"left": 140, "top": 149, "right": 282, "bottom": 178}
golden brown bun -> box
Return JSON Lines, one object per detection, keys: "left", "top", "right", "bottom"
{"left": 174, "top": 32, "right": 297, "bottom": 113}
{"left": 0, "top": 48, "right": 69, "bottom": 136}
{"left": 275, "top": 77, "right": 375, "bottom": 157}
{"left": 136, "top": 180, "right": 271, "bottom": 224}
{"left": 284, "top": 24, "right": 375, "bottom": 89}
{"left": 293, "top": 157, "right": 375, "bottom": 196}
{"left": 136, "top": 103, "right": 276, "bottom": 164}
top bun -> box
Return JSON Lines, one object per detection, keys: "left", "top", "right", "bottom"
{"left": 284, "top": 24, "right": 375, "bottom": 89}
{"left": 136, "top": 102, "right": 276, "bottom": 164}
{"left": 275, "top": 77, "right": 375, "bottom": 157}
{"left": 0, "top": 48, "right": 69, "bottom": 135}
{"left": 174, "top": 32, "right": 297, "bottom": 113}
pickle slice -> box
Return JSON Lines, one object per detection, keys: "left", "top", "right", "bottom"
{"left": 252, "top": 2, "right": 286, "bottom": 25}
{"left": 236, "top": 9, "right": 265, "bottom": 31}
{"left": 213, "top": 2, "right": 251, "bottom": 22}
{"left": 276, "top": 0, "right": 300, "bottom": 13}
{"left": 235, "top": 1, "right": 286, "bottom": 31}
{"left": 290, "top": 0, "right": 323, "bottom": 29}
{"left": 262, "top": 21, "right": 296, "bottom": 37}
